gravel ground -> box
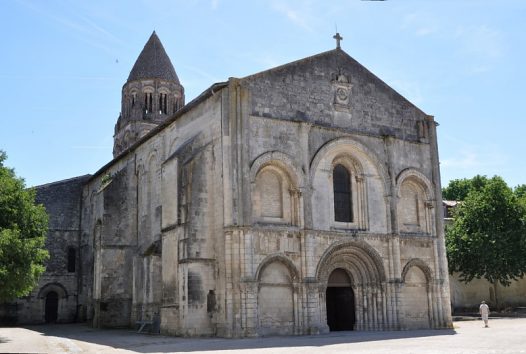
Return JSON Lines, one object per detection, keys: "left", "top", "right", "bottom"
{"left": 1, "top": 317, "right": 525, "bottom": 353}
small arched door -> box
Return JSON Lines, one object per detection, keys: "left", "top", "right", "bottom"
{"left": 45, "top": 291, "right": 59, "bottom": 323}
{"left": 326, "top": 268, "right": 355, "bottom": 331}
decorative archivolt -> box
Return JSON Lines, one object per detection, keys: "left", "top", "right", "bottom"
{"left": 251, "top": 151, "right": 304, "bottom": 225}
{"left": 250, "top": 151, "right": 304, "bottom": 188}
{"left": 395, "top": 168, "right": 434, "bottom": 201}
{"left": 396, "top": 168, "right": 435, "bottom": 235}
{"left": 401, "top": 258, "right": 433, "bottom": 283}
{"left": 310, "top": 137, "right": 390, "bottom": 194}
{"left": 255, "top": 253, "right": 298, "bottom": 335}
{"left": 330, "top": 154, "right": 363, "bottom": 178}
{"left": 316, "top": 240, "right": 386, "bottom": 286}
{"left": 37, "top": 282, "right": 68, "bottom": 299}
{"left": 142, "top": 86, "right": 155, "bottom": 94}
{"left": 254, "top": 253, "right": 300, "bottom": 283}
{"left": 308, "top": 137, "right": 391, "bottom": 231}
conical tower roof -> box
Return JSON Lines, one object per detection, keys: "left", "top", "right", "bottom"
{"left": 127, "top": 31, "right": 180, "bottom": 83}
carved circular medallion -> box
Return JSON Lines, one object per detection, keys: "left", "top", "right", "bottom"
{"left": 336, "top": 87, "right": 348, "bottom": 101}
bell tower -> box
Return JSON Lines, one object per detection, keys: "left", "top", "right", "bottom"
{"left": 113, "top": 31, "right": 185, "bottom": 157}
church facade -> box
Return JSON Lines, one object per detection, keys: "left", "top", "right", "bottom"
{"left": 3, "top": 32, "right": 452, "bottom": 336}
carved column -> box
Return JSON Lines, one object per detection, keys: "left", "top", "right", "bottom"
{"left": 289, "top": 188, "right": 303, "bottom": 227}
{"left": 355, "top": 175, "right": 368, "bottom": 230}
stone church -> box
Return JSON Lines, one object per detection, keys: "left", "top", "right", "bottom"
{"left": 2, "top": 32, "right": 452, "bottom": 336}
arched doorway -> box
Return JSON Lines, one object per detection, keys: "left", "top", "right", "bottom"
{"left": 326, "top": 268, "right": 355, "bottom": 331}
{"left": 45, "top": 291, "right": 59, "bottom": 323}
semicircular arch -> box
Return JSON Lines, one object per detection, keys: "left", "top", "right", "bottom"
{"left": 250, "top": 151, "right": 304, "bottom": 188}
{"left": 310, "top": 137, "right": 390, "bottom": 193}
{"left": 395, "top": 168, "right": 434, "bottom": 200}
{"left": 316, "top": 240, "right": 386, "bottom": 286}
{"left": 401, "top": 258, "right": 433, "bottom": 283}
{"left": 255, "top": 253, "right": 300, "bottom": 282}
{"left": 37, "top": 282, "right": 68, "bottom": 299}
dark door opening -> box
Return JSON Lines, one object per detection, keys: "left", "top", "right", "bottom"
{"left": 45, "top": 291, "right": 58, "bottom": 323}
{"left": 326, "top": 268, "right": 355, "bottom": 331}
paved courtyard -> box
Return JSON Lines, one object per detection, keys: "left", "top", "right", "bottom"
{"left": 1, "top": 318, "right": 525, "bottom": 353}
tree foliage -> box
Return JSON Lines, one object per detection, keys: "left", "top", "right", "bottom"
{"left": 0, "top": 151, "right": 49, "bottom": 301}
{"left": 514, "top": 184, "right": 526, "bottom": 199}
{"left": 442, "top": 175, "right": 488, "bottom": 201}
{"left": 515, "top": 185, "right": 526, "bottom": 213}
{"left": 445, "top": 176, "right": 526, "bottom": 288}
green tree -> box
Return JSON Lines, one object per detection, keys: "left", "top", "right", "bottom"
{"left": 445, "top": 176, "right": 526, "bottom": 308}
{"left": 516, "top": 185, "right": 526, "bottom": 225}
{"left": 0, "top": 151, "right": 49, "bottom": 302}
{"left": 442, "top": 175, "right": 488, "bottom": 201}
{"left": 514, "top": 184, "right": 526, "bottom": 199}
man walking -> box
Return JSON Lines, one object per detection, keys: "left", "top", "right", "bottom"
{"left": 479, "top": 300, "right": 490, "bottom": 327}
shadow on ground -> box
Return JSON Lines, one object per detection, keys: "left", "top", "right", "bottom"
{"left": 25, "top": 323, "right": 456, "bottom": 353}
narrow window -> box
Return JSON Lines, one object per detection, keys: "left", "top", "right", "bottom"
{"left": 333, "top": 164, "right": 353, "bottom": 222}
{"left": 159, "top": 93, "right": 167, "bottom": 114}
{"left": 148, "top": 93, "right": 153, "bottom": 112}
{"left": 67, "top": 247, "right": 76, "bottom": 272}
{"left": 144, "top": 93, "right": 153, "bottom": 113}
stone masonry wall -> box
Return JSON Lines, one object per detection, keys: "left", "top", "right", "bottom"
{"left": 0, "top": 175, "right": 89, "bottom": 325}
{"left": 215, "top": 49, "right": 452, "bottom": 336}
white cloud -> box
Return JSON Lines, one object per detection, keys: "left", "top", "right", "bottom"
{"left": 270, "top": 1, "right": 315, "bottom": 32}
{"left": 385, "top": 78, "right": 423, "bottom": 106}
{"left": 16, "top": 0, "right": 123, "bottom": 56}
{"left": 402, "top": 12, "right": 438, "bottom": 37}
{"left": 451, "top": 25, "right": 505, "bottom": 76}
{"left": 415, "top": 27, "right": 435, "bottom": 37}
{"left": 254, "top": 52, "right": 285, "bottom": 70}
{"left": 401, "top": 11, "right": 505, "bottom": 75}
{"left": 440, "top": 145, "right": 511, "bottom": 186}
{"left": 455, "top": 25, "right": 503, "bottom": 59}
{"left": 181, "top": 65, "right": 222, "bottom": 83}
{"left": 440, "top": 141, "right": 509, "bottom": 171}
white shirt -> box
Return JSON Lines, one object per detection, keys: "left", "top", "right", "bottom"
{"left": 480, "top": 303, "right": 489, "bottom": 316}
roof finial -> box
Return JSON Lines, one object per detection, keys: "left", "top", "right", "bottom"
{"left": 333, "top": 32, "right": 343, "bottom": 49}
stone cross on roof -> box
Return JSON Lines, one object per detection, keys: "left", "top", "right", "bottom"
{"left": 333, "top": 32, "right": 343, "bottom": 49}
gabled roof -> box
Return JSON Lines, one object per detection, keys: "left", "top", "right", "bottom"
{"left": 241, "top": 48, "right": 427, "bottom": 116}
{"left": 241, "top": 48, "right": 338, "bottom": 80}
{"left": 127, "top": 31, "right": 180, "bottom": 83}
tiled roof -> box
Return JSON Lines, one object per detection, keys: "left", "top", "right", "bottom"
{"left": 127, "top": 31, "right": 180, "bottom": 83}
{"left": 443, "top": 200, "right": 460, "bottom": 207}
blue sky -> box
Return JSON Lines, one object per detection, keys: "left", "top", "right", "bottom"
{"left": 1, "top": 0, "right": 525, "bottom": 189}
